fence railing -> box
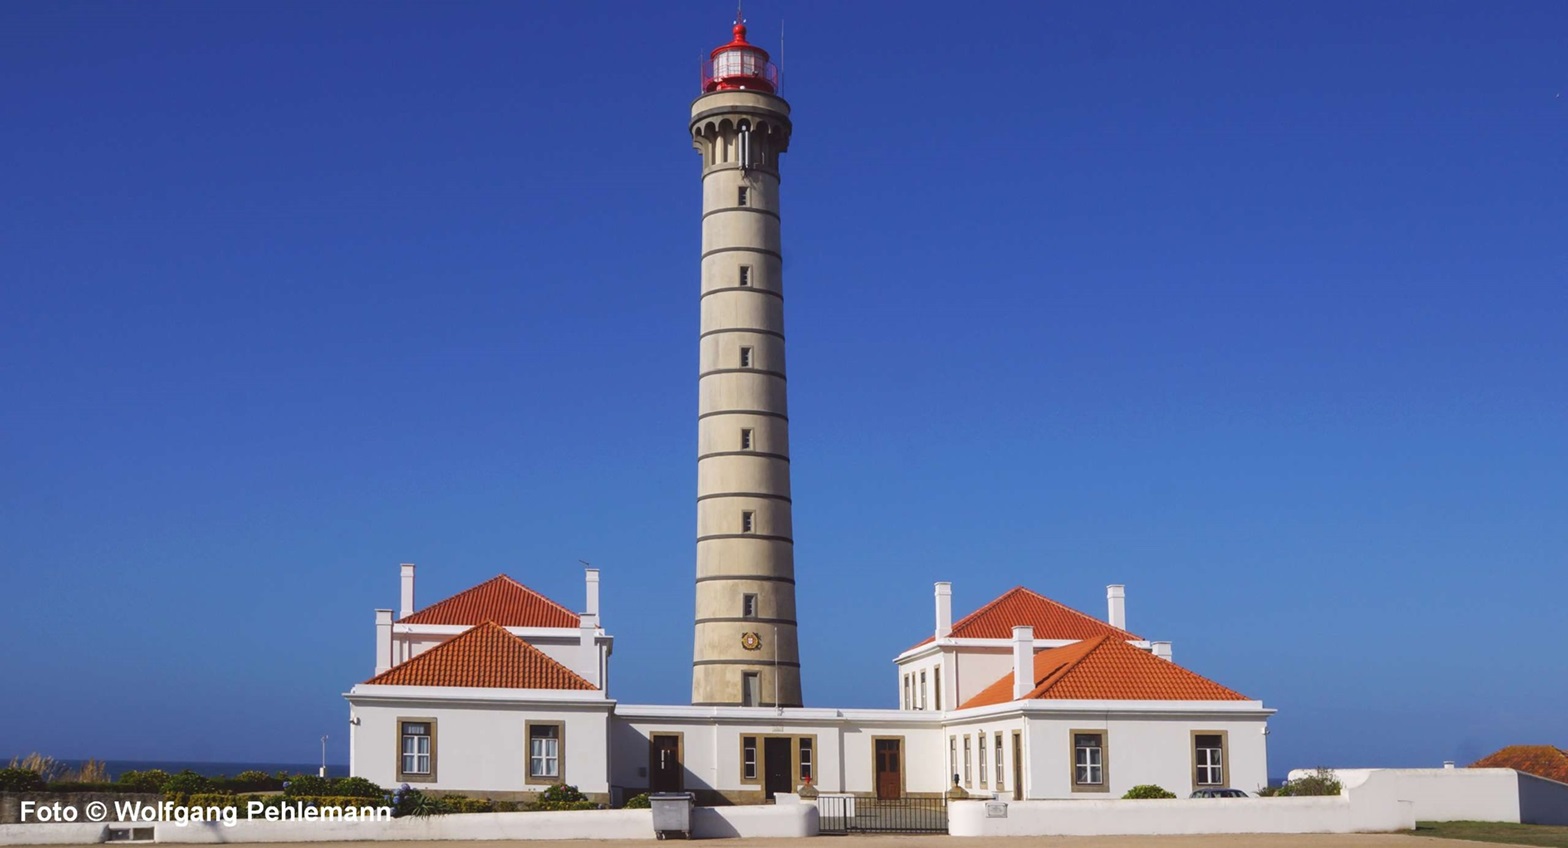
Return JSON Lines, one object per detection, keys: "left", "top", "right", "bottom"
{"left": 817, "top": 794, "right": 947, "bottom": 834}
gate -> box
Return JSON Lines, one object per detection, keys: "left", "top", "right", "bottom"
{"left": 817, "top": 794, "right": 947, "bottom": 835}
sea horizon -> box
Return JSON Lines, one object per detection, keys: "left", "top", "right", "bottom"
{"left": 7, "top": 757, "right": 350, "bottom": 781}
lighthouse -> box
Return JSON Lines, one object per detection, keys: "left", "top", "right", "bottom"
{"left": 689, "top": 18, "right": 801, "bottom": 708}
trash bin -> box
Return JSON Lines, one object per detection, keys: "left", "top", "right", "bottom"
{"left": 649, "top": 792, "right": 694, "bottom": 840}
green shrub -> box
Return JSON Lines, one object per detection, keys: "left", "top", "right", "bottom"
{"left": 161, "top": 771, "right": 213, "bottom": 797}
{"left": 492, "top": 800, "right": 520, "bottom": 813}
{"left": 623, "top": 793, "right": 650, "bottom": 809}
{"left": 283, "top": 774, "right": 332, "bottom": 797}
{"left": 531, "top": 783, "right": 595, "bottom": 811}
{"left": 44, "top": 782, "right": 152, "bottom": 794}
{"left": 1277, "top": 768, "right": 1342, "bottom": 797}
{"left": 184, "top": 793, "right": 242, "bottom": 810}
{"left": 117, "top": 769, "right": 170, "bottom": 792}
{"left": 0, "top": 768, "right": 46, "bottom": 792}
{"left": 331, "top": 776, "right": 384, "bottom": 799}
{"left": 1122, "top": 784, "right": 1177, "bottom": 799}
{"left": 442, "top": 797, "right": 496, "bottom": 813}
{"left": 245, "top": 794, "right": 389, "bottom": 811}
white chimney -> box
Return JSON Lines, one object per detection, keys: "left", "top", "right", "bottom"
{"left": 579, "top": 613, "right": 599, "bottom": 689}
{"left": 1443, "top": 761, "right": 1455, "bottom": 770}
{"left": 1152, "top": 641, "right": 1173, "bottom": 662}
{"left": 1107, "top": 584, "right": 1126, "bottom": 631}
{"left": 584, "top": 567, "right": 601, "bottom": 625}
{"left": 1012, "top": 625, "right": 1035, "bottom": 701}
{"left": 935, "top": 582, "right": 952, "bottom": 639}
{"left": 374, "top": 609, "right": 393, "bottom": 675}
{"left": 399, "top": 563, "right": 416, "bottom": 619}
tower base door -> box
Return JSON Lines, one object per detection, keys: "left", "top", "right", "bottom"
{"left": 650, "top": 734, "right": 682, "bottom": 793}
{"left": 764, "top": 737, "right": 793, "bottom": 800}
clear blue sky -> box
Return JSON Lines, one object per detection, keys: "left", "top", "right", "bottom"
{"left": 3, "top": 1, "right": 1564, "bottom": 777}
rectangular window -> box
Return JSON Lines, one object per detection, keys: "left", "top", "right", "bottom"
{"left": 399, "top": 720, "right": 433, "bottom": 780}
{"left": 1195, "top": 733, "right": 1225, "bottom": 786}
{"left": 737, "top": 186, "right": 750, "bottom": 207}
{"left": 903, "top": 674, "right": 911, "bottom": 709}
{"left": 739, "top": 265, "right": 752, "bottom": 287}
{"left": 740, "top": 428, "right": 754, "bottom": 450}
{"left": 949, "top": 737, "right": 958, "bottom": 786}
{"left": 527, "top": 723, "right": 562, "bottom": 783}
{"left": 919, "top": 670, "right": 927, "bottom": 710}
{"left": 978, "top": 732, "right": 988, "bottom": 787}
{"left": 995, "top": 733, "right": 1004, "bottom": 791}
{"left": 743, "top": 593, "right": 758, "bottom": 618}
{"left": 739, "top": 346, "right": 753, "bottom": 368}
{"left": 742, "top": 736, "right": 758, "bottom": 780}
{"left": 742, "top": 672, "right": 760, "bottom": 707}
{"left": 934, "top": 667, "right": 941, "bottom": 710}
{"left": 953, "top": 730, "right": 965, "bottom": 783}
{"left": 1074, "top": 732, "right": 1104, "bottom": 787}
{"left": 741, "top": 510, "right": 755, "bottom": 533}
{"left": 799, "top": 737, "right": 813, "bottom": 782}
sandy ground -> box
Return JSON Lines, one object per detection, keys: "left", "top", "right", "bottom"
{"left": 173, "top": 837, "right": 1481, "bottom": 848}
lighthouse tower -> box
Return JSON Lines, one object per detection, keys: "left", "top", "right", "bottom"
{"left": 689, "top": 18, "right": 801, "bottom": 708}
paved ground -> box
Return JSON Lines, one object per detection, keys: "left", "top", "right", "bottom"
{"left": 190, "top": 837, "right": 1481, "bottom": 848}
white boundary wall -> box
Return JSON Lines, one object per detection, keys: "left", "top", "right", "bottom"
{"left": 950, "top": 770, "right": 1414, "bottom": 837}
{"left": 1290, "top": 767, "right": 1568, "bottom": 826}
{"left": 0, "top": 804, "right": 817, "bottom": 845}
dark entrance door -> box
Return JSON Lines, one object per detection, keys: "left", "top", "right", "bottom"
{"left": 763, "top": 737, "right": 792, "bottom": 800}
{"left": 649, "top": 734, "right": 682, "bottom": 793}
{"left": 875, "top": 738, "right": 902, "bottom": 800}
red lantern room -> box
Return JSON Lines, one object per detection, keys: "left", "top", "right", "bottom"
{"left": 702, "top": 21, "right": 779, "bottom": 93}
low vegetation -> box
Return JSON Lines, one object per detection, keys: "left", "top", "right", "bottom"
{"left": 1413, "top": 821, "right": 1568, "bottom": 847}
{"left": 623, "top": 792, "right": 651, "bottom": 809}
{"left": 1122, "top": 784, "right": 1177, "bottom": 799}
{"left": 1261, "top": 767, "right": 1342, "bottom": 797}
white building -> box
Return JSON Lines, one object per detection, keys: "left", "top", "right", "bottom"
{"left": 346, "top": 566, "right": 1272, "bottom": 805}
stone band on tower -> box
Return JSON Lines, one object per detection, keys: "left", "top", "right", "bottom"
{"left": 690, "top": 20, "right": 801, "bottom": 708}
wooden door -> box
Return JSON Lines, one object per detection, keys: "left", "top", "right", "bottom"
{"left": 874, "top": 738, "right": 902, "bottom": 800}
{"left": 649, "top": 734, "right": 682, "bottom": 793}
{"left": 763, "top": 737, "right": 792, "bottom": 800}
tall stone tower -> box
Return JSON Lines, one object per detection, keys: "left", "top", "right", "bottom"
{"left": 689, "top": 19, "right": 801, "bottom": 708}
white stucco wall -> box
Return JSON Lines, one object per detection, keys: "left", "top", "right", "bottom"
{"left": 0, "top": 805, "right": 817, "bottom": 843}
{"left": 349, "top": 695, "right": 612, "bottom": 795}
{"left": 1288, "top": 767, "right": 1568, "bottom": 825}
{"left": 1017, "top": 711, "right": 1268, "bottom": 799}
{"left": 950, "top": 770, "right": 1415, "bottom": 836}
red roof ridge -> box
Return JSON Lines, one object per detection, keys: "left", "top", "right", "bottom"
{"left": 363, "top": 620, "right": 595, "bottom": 690}
{"left": 960, "top": 634, "right": 1248, "bottom": 708}
{"left": 907, "top": 585, "right": 1141, "bottom": 652}
{"left": 399, "top": 573, "right": 579, "bottom": 628}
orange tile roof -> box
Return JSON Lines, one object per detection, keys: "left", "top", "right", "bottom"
{"left": 961, "top": 634, "right": 1250, "bottom": 708}
{"left": 400, "top": 574, "right": 578, "bottom": 628}
{"left": 1470, "top": 746, "right": 1568, "bottom": 784}
{"left": 911, "top": 586, "right": 1140, "bottom": 651}
{"left": 364, "top": 621, "right": 595, "bottom": 689}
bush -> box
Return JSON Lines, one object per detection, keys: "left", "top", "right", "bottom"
{"left": 43, "top": 782, "right": 153, "bottom": 794}
{"left": 623, "top": 793, "right": 650, "bottom": 809}
{"left": 389, "top": 786, "right": 444, "bottom": 818}
{"left": 161, "top": 770, "right": 213, "bottom": 797}
{"left": 7, "top": 754, "right": 65, "bottom": 784}
{"left": 1277, "top": 768, "right": 1342, "bottom": 797}
{"left": 1122, "top": 784, "right": 1176, "bottom": 799}
{"left": 331, "top": 776, "right": 384, "bottom": 799}
{"left": 0, "top": 768, "right": 46, "bottom": 792}
{"left": 531, "top": 783, "right": 595, "bottom": 811}
{"left": 282, "top": 774, "right": 332, "bottom": 797}
{"left": 118, "top": 770, "right": 170, "bottom": 792}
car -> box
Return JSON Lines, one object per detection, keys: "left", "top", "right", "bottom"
{"left": 1190, "top": 787, "right": 1250, "bottom": 798}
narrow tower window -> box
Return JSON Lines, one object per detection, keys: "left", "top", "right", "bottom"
{"left": 737, "top": 186, "right": 750, "bottom": 207}
{"left": 740, "top": 428, "right": 754, "bottom": 450}
{"left": 738, "top": 265, "right": 752, "bottom": 287}
{"left": 742, "top": 673, "right": 761, "bottom": 707}
{"left": 739, "top": 346, "right": 753, "bottom": 368}
{"left": 741, "top": 510, "right": 756, "bottom": 533}
{"left": 743, "top": 594, "right": 758, "bottom": 618}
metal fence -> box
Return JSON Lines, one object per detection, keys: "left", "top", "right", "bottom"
{"left": 817, "top": 794, "right": 948, "bottom": 835}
